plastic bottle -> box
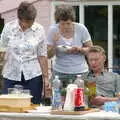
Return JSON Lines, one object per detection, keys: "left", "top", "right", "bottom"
{"left": 74, "top": 75, "right": 84, "bottom": 88}
{"left": 74, "top": 75, "right": 85, "bottom": 111}
{"left": 84, "top": 86, "right": 89, "bottom": 108}
{"left": 51, "top": 75, "right": 62, "bottom": 110}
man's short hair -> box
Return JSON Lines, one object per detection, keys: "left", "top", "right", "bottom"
{"left": 87, "top": 45, "right": 105, "bottom": 55}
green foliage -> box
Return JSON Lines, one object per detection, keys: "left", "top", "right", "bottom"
{"left": 60, "top": 88, "right": 66, "bottom": 96}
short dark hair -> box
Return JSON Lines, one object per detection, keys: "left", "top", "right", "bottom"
{"left": 17, "top": 1, "right": 37, "bottom": 21}
{"left": 55, "top": 5, "right": 75, "bottom": 23}
{"left": 87, "top": 45, "right": 105, "bottom": 55}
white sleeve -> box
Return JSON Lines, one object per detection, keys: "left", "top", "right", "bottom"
{"left": 81, "top": 24, "right": 91, "bottom": 43}
{"left": 0, "top": 23, "right": 10, "bottom": 51}
{"left": 37, "top": 26, "right": 47, "bottom": 57}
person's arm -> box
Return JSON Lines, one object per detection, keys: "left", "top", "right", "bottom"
{"left": 90, "top": 96, "right": 118, "bottom": 106}
{"left": 0, "top": 23, "right": 10, "bottom": 50}
{"left": 47, "top": 24, "right": 60, "bottom": 59}
{"left": 66, "top": 23, "right": 93, "bottom": 54}
{"left": 90, "top": 73, "right": 120, "bottom": 106}
{"left": 37, "top": 26, "right": 50, "bottom": 97}
{"left": 76, "top": 40, "right": 93, "bottom": 54}
{"left": 47, "top": 45, "right": 56, "bottom": 59}
{"left": 47, "top": 32, "right": 60, "bottom": 58}
{"left": 115, "top": 73, "right": 120, "bottom": 97}
{"left": 38, "top": 55, "right": 51, "bottom": 98}
{"left": 66, "top": 40, "right": 93, "bottom": 54}
{"left": 78, "top": 23, "right": 93, "bottom": 54}
{"left": 38, "top": 56, "right": 49, "bottom": 83}
{"left": 0, "top": 23, "right": 10, "bottom": 66}
{"left": 0, "top": 51, "right": 6, "bottom": 66}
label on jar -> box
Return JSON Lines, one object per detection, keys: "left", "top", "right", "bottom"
{"left": 85, "top": 81, "right": 96, "bottom": 105}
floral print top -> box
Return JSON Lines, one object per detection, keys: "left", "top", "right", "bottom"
{"left": 0, "top": 19, "right": 47, "bottom": 81}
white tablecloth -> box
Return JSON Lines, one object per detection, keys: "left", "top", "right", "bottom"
{"left": 0, "top": 107, "right": 120, "bottom": 120}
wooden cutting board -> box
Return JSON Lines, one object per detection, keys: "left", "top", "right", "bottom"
{"left": 51, "top": 108, "right": 100, "bottom": 115}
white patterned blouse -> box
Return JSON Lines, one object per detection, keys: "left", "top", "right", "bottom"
{"left": 0, "top": 19, "right": 47, "bottom": 81}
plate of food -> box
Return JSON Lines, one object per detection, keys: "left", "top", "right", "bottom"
{"left": 57, "top": 45, "right": 72, "bottom": 52}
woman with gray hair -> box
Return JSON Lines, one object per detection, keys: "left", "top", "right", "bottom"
{"left": 0, "top": 1, "right": 49, "bottom": 104}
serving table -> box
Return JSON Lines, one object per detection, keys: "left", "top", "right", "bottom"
{"left": 0, "top": 106, "right": 120, "bottom": 120}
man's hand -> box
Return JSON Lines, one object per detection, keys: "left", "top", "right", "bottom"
{"left": 90, "top": 96, "right": 108, "bottom": 106}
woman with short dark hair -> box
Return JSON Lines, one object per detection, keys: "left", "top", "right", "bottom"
{"left": 47, "top": 5, "right": 93, "bottom": 87}
{"left": 55, "top": 5, "right": 75, "bottom": 23}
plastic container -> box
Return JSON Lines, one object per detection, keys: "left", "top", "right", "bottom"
{"left": 103, "top": 101, "right": 118, "bottom": 113}
{"left": 74, "top": 75, "right": 84, "bottom": 88}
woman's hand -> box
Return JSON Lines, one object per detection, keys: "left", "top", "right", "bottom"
{"left": 44, "top": 79, "right": 52, "bottom": 98}
{"left": 53, "top": 32, "right": 61, "bottom": 42}
{"left": 0, "top": 52, "right": 5, "bottom": 61}
{"left": 66, "top": 47, "right": 81, "bottom": 54}
{"left": 66, "top": 46, "right": 92, "bottom": 55}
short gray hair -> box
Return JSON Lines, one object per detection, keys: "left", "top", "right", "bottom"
{"left": 17, "top": 1, "right": 37, "bottom": 21}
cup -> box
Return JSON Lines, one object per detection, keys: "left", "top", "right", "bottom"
{"left": 22, "top": 89, "right": 31, "bottom": 96}
{"left": 8, "top": 88, "right": 16, "bottom": 94}
{"left": 13, "top": 84, "right": 23, "bottom": 94}
{"left": 14, "top": 84, "right": 23, "bottom": 90}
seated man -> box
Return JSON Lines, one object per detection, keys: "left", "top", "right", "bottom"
{"left": 82, "top": 45, "right": 120, "bottom": 106}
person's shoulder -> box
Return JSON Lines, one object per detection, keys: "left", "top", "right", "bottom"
{"left": 74, "top": 22, "right": 87, "bottom": 31}
{"left": 32, "top": 22, "right": 44, "bottom": 30}
{"left": 74, "top": 22, "right": 86, "bottom": 27}
{"left": 4, "top": 19, "right": 17, "bottom": 28}
{"left": 49, "top": 23, "right": 58, "bottom": 31}
{"left": 105, "top": 71, "right": 118, "bottom": 75}
{"left": 32, "top": 22, "right": 48, "bottom": 34}
{"left": 105, "top": 71, "right": 120, "bottom": 78}
{"left": 6, "top": 19, "right": 16, "bottom": 24}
